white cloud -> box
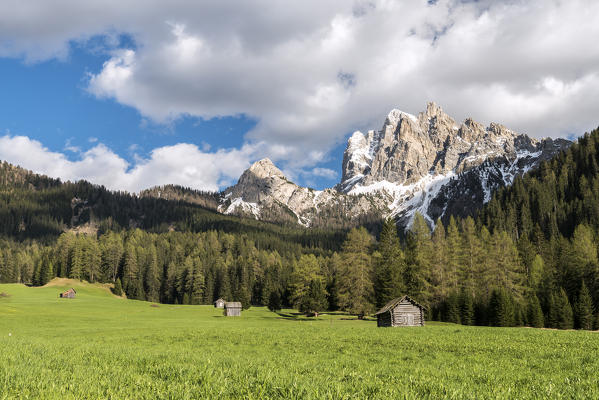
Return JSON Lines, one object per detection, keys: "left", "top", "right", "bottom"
{"left": 311, "top": 167, "right": 338, "bottom": 180}
{"left": 0, "top": 135, "right": 253, "bottom": 192}
{"left": 1, "top": 0, "right": 599, "bottom": 182}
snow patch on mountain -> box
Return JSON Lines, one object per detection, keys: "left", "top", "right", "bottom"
{"left": 222, "top": 197, "right": 261, "bottom": 218}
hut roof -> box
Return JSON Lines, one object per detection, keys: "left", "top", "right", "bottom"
{"left": 374, "top": 295, "right": 425, "bottom": 315}
{"left": 224, "top": 302, "right": 242, "bottom": 308}
{"left": 215, "top": 298, "right": 225, "bottom": 302}
{"left": 62, "top": 288, "right": 76, "bottom": 294}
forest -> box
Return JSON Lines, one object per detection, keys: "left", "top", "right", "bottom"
{"left": 1, "top": 127, "right": 599, "bottom": 330}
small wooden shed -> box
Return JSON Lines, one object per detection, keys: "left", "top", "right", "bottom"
{"left": 224, "top": 302, "right": 242, "bottom": 317}
{"left": 59, "top": 288, "right": 76, "bottom": 299}
{"left": 375, "top": 295, "right": 425, "bottom": 327}
{"left": 214, "top": 298, "right": 226, "bottom": 308}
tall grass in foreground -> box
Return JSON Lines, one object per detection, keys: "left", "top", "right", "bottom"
{"left": 1, "top": 281, "right": 598, "bottom": 399}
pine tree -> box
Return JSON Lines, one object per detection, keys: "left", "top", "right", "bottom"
{"left": 527, "top": 293, "right": 544, "bottom": 328}
{"left": 69, "top": 242, "right": 84, "bottom": 280}
{"left": 574, "top": 282, "right": 594, "bottom": 330}
{"left": 299, "top": 279, "right": 328, "bottom": 316}
{"left": 488, "top": 288, "right": 515, "bottom": 327}
{"left": 445, "top": 216, "right": 462, "bottom": 291}
{"left": 190, "top": 258, "right": 205, "bottom": 305}
{"left": 100, "top": 232, "right": 123, "bottom": 282}
{"left": 459, "top": 289, "right": 474, "bottom": 325}
{"left": 460, "top": 217, "right": 480, "bottom": 296}
{"left": 338, "top": 227, "right": 374, "bottom": 318}
{"left": 325, "top": 253, "right": 341, "bottom": 311}
{"left": 40, "top": 260, "right": 54, "bottom": 286}
{"left": 444, "top": 291, "right": 461, "bottom": 324}
{"left": 430, "top": 220, "right": 449, "bottom": 306}
{"left": 238, "top": 280, "right": 252, "bottom": 310}
{"left": 84, "top": 237, "right": 101, "bottom": 283}
{"left": 491, "top": 231, "right": 526, "bottom": 300}
{"left": 528, "top": 255, "right": 545, "bottom": 290}
{"left": 556, "top": 288, "right": 574, "bottom": 329}
{"left": 546, "top": 292, "right": 559, "bottom": 328}
{"left": 216, "top": 257, "right": 232, "bottom": 301}
{"left": 113, "top": 278, "right": 123, "bottom": 296}
{"left": 122, "top": 244, "right": 138, "bottom": 296}
{"left": 404, "top": 213, "right": 432, "bottom": 303}
{"left": 268, "top": 290, "right": 282, "bottom": 312}
{"left": 144, "top": 245, "right": 160, "bottom": 302}
{"left": 291, "top": 254, "right": 326, "bottom": 314}
{"left": 374, "top": 218, "right": 405, "bottom": 307}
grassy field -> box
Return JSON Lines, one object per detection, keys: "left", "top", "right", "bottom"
{"left": 1, "top": 280, "right": 598, "bottom": 399}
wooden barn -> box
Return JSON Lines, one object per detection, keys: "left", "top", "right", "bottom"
{"left": 59, "top": 288, "right": 76, "bottom": 299}
{"left": 224, "top": 302, "right": 242, "bottom": 316}
{"left": 214, "top": 298, "right": 226, "bottom": 308}
{"left": 374, "top": 295, "right": 425, "bottom": 327}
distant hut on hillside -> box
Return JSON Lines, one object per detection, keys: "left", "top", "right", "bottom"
{"left": 59, "top": 288, "right": 76, "bottom": 299}
{"left": 224, "top": 302, "right": 242, "bottom": 316}
{"left": 374, "top": 295, "right": 425, "bottom": 327}
{"left": 214, "top": 298, "right": 226, "bottom": 308}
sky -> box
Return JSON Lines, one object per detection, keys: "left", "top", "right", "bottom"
{"left": 0, "top": 0, "right": 598, "bottom": 193}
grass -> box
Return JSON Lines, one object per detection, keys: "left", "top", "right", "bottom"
{"left": 1, "top": 280, "right": 598, "bottom": 399}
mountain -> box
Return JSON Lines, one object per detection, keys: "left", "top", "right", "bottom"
{"left": 217, "top": 159, "right": 382, "bottom": 229}
{"left": 219, "top": 102, "right": 570, "bottom": 228}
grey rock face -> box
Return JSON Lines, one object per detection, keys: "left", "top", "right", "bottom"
{"left": 219, "top": 103, "right": 570, "bottom": 229}
{"left": 340, "top": 102, "right": 568, "bottom": 192}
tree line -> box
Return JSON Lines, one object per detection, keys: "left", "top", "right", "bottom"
{"left": 2, "top": 127, "right": 599, "bottom": 330}
{"left": 1, "top": 213, "right": 596, "bottom": 330}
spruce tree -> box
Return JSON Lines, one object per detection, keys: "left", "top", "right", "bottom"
{"left": 444, "top": 291, "right": 461, "bottom": 324}
{"left": 40, "top": 260, "right": 54, "bottom": 286}
{"left": 338, "top": 227, "right": 374, "bottom": 318}
{"left": 459, "top": 289, "right": 474, "bottom": 325}
{"left": 528, "top": 255, "right": 545, "bottom": 290}
{"left": 374, "top": 218, "right": 404, "bottom": 307}
{"left": 431, "top": 220, "right": 449, "bottom": 306}
{"left": 113, "top": 278, "right": 123, "bottom": 296}
{"left": 460, "top": 217, "right": 480, "bottom": 296}
{"left": 527, "top": 294, "right": 544, "bottom": 328}
{"left": 268, "top": 290, "right": 282, "bottom": 312}
{"left": 290, "top": 254, "right": 326, "bottom": 314}
{"left": 557, "top": 288, "right": 574, "bottom": 329}
{"left": 488, "top": 288, "right": 515, "bottom": 327}
{"left": 574, "top": 282, "right": 594, "bottom": 330}
{"left": 405, "top": 213, "right": 432, "bottom": 303}
{"left": 445, "top": 216, "right": 462, "bottom": 292}
{"left": 299, "top": 279, "right": 328, "bottom": 316}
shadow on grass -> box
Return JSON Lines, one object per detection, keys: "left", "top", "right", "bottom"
{"left": 274, "top": 311, "right": 376, "bottom": 322}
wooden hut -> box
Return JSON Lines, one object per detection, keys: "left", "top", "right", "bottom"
{"left": 374, "top": 295, "right": 425, "bottom": 327}
{"left": 59, "top": 288, "right": 76, "bottom": 299}
{"left": 224, "top": 302, "right": 242, "bottom": 316}
{"left": 214, "top": 298, "right": 226, "bottom": 308}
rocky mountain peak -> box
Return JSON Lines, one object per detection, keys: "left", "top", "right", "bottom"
{"left": 247, "top": 158, "right": 285, "bottom": 180}
{"left": 218, "top": 102, "right": 570, "bottom": 230}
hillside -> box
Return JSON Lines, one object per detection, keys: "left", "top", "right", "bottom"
{"left": 0, "top": 160, "right": 344, "bottom": 249}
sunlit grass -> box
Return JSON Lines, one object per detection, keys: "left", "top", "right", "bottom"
{"left": 1, "top": 281, "right": 598, "bottom": 399}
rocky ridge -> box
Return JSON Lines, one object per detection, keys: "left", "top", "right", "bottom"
{"left": 218, "top": 102, "right": 570, "bottom": 229}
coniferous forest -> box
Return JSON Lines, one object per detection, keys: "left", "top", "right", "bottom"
{"left": 2, "top": 127, "right": 599, "bottom": 330}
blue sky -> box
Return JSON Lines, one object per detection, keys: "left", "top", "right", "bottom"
{"left": 0, "top": 1, "right": 597, "bottom": 193}
{"left": 0, "top": 46, "right": 345, "bottom": 190}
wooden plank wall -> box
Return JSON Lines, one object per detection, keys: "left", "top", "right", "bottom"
{"left": 391, "top": 300, "right": 423, "bottom": 326}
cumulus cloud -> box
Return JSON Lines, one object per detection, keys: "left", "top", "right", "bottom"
{"left": 1, "top": 0, "right": 599, "bottom": 185}
{"left": 0, "top": 135, "right": 253, "bottom": 192}
{"left": 311, "top": 167, "right": 338, "bottom": 180}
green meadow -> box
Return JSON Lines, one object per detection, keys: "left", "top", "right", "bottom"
{"left": 1, "top": 280, "right": 598, "bottom": 399}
